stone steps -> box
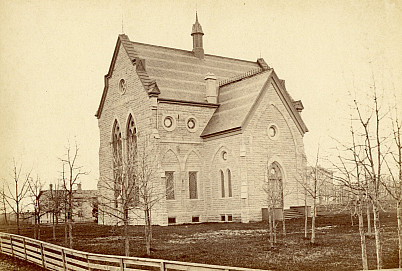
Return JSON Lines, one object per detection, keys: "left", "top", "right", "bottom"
{"left": 283, "top": 208, "right": 304, "bottom": 220}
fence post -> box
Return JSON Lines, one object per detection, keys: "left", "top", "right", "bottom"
{"left": 61, "top": 248, "right": 66, "bottom": 271}
{"left": 0, "top": 233, "right": 3, "bottom": 253}
{"left": 40, "top": 243, "right": 46, "bottom": 268}
{"left": 23, "top": 238, "right": 27, "bottom": 260}
{"left": 86, "top": 254, "right": 91, "bottom": 271}
{"left": 160, "top": 260, "right": 165, "bottom": 271}
{"left": 120, "top": 257, "right": 124, "bottom": 271}
{"left": 10, "top": 235, "right": 13, "bottom": 256}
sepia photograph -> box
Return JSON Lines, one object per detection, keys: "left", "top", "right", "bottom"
{"left": 0, "top": 0, "right": 401, "bottom": 270}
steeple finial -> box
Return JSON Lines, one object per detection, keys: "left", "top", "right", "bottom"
{"left": 192, "top": 12, "right": 204, "bottom": 35}
{"left": 191, "top": 12, "right": 204, "bottom": 59}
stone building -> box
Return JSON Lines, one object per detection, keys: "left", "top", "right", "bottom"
{"left": 96, "top": 15, "right": 308, "bottom": 226}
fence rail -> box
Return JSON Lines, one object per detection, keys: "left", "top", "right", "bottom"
{"left": 0, "top": 232, "right": 266, "bottom": 271}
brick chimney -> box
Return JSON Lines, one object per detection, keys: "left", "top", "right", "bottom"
{"left": 205, "top": 73, "right": 217, "bottom": 103}
{"left": 191, "top": 12, "right": 204, "bottom": 59}
{"left": 77, "top": 183, "right": 82, "bottom": 192}
{"left": 49, "top": 183, "right": 53, "bottom": 191}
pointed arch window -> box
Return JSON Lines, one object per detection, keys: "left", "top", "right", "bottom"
{"left": 112, "top": 120, "right": 122, "bottom": 207}
{"left": 268, "top": 162, "right": 283, "bottom": 208}
{"left": 220, "top": 170, "right": 225, "bottom": 198}
{"left": 126, "top": 114, "right": 139, "bottom": 206}
{"left": 227, "top": 169, "right": 232, "bottom": 197}
{"left": 127, "top": 115, "right": 137, "bottom": 161}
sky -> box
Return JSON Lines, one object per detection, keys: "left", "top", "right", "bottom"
{"left": 0, "top": 0, "right": 401, "bottom": 190}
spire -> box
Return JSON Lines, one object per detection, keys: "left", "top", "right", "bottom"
{"left": 191, "top": 12, "right": 204, "bottom": 59}
{"left": 192, "top": 12, "right": 204, "bottom": 35}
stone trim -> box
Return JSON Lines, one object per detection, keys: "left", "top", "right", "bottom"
{"left": 158, "top": 98, "right": 219, "bottom": 108}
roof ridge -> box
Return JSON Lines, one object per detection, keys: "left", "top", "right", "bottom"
{"left": 218, "top": 67, "right": 267, "bottom": 87}
{"left": 130, "top": 41, "right": 258, "bottom": 64}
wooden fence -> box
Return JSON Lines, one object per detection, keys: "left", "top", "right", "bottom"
{"left": 0, "top": 232, "right": 266, "bottom": 271}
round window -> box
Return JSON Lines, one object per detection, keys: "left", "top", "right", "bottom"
{"left": 268, "top": 126, "right": 276, "bottom": 137}
{"left": 185, "top": 116, "right": 198, "bottom": 132}
{"left": 119, "top": 79, "right": 126, "bottom": 94}
{"left": 222, "top": 151, "right": 227, "bottom": 161}
{"left": 187, "top": 118, "right": 196, "bottom": 129}
{"left": 164, "top": 117, "right": 173, "bottom": 128}
{"left": 162, "top": 115, "right": 176, "bottom": 131}
{"left": 268, "top": 124, "right": 279, "bottom": 140}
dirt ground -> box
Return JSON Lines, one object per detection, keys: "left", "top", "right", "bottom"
{"left": 0, "top": 212, "right": 399, "bottom": 270}
{"left": 0, "top": 253, "right": 46, "bottom": 271}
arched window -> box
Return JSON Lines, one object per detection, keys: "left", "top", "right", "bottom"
{"left": 220, "top": 170, "right": 225, "bottom": 197}
{"left": 268, "top": 162, "right": 283, "bottom": 208}
{"left": 126, "top": 114, "right": 137, "bottom": 160}
{"left": 227, "top": 169, "right": 232, "bottom": 197}
{"left": 126, "top": 115, "right": 139, "bottom": 205}
{"left": 112, "top": 120, "right": 122, "bottom": 164}
{"left": 112, "top": 120, "right": 122, "bottom": 207}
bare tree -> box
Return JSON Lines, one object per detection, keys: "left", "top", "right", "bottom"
{"left": 0, "top": 184, "right": 8, "bottom": 225}
{"left": 136, "top": 138, "right": 162, "bottom": 256}
{"left": 99, "top": 134, "right": 162, "bottom": 256}
{"left": 353, "top": 94, "right": 385, "bottom": 269}
{"left": 263, "top": 162, "right": 283, "bottom": 248}
{"left": 331, "top": 85, "right": 389, "bottom": 269}
{"left": 43, "top": 182, "right": 64, "bottom": 241}
{"left": 297, "top": 146, "right": 330, "bottom": 244}
{"left": 60, "top": 141, "right": 88, "bottom": 249}
{"left": 382, "top": 110, "right": 402, "bottom": 268}
{"left": 28, "top": 176, "right": 45, "bottom": 240}
{"left": 3, "top": 160, "right": 31, "bottom": 234}
{"left": 98, "top": 137, "right": 140, "bottom": 256}
{"left": 305, "top": 148, "right": 322, "bottom": 244}
{"left": 332, "top": 121, "right": 370, "bottom": 270}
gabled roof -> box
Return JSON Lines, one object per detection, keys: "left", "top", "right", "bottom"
{"left": 129, "top": 41, "right": 261, "bottom": 103}
{"left": 201, "top": 69, "right": 308, "bottom": 137}
{"left": 95, "top": 35, "right": 160, "bottom": 119}
{"left": 201, "top": 70, "right": 273, "bottom": 137}
{"left": 95, "top": 34, "right": 307, "bottom": 136}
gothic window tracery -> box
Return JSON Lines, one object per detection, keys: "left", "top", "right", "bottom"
{"left": 112, "top": 120, "right": 122, "bottom": 207}
{"left": 126, "top": 114, "right": 139, "bottom": 206}
{"left": 268, "top": 162, "right": 283, "bottom": 208}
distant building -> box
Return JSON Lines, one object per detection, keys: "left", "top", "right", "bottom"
{"left": 96, "top": 14, "right": 309, "bottom": 226}
{"left": 41, "top": 183, "right": 98, "bottom": 224}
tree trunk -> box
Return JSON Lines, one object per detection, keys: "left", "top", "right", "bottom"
{"left": 34, "top": 213, "right": 37, "bottom": 239}
{"left": 282, "top": 216, "right": 286, "bottom": 236}
{"left": 358, "top": 203, "right": 368, "bottom": 270}
{"left": 366, "top": 202, "right": 372, "bottom": 236}
{"left": 16, "top": 205, "right": 20, "bottom": 235}
{"left": 397, "top": 200, "right": 402, "bottom": 269}
{"left": 304, "top": 190, "right": 309, "bottom": 239}
{"left": 281, "top": 182, "right": 286, "bottom": 236}
{"left": 273, "top": 210, "right": 277, "bottom": 244}
{"left": 64, "top": 209, "right": 68, "bottom": 246}
{"left": 2, "top": 195, "right": 7, "bottom": 225}
{"left": 52, "top": 213, "right": 56, "bottom": 241}
{"left": 38, "top": 220, "right": 40, "bottom": 240}
{"left": 124, "top": 211, "right": 130, "bottom": 257}
{"left": 350, "top": 208, "right": 354, "bottom": 227}
{"left": 372, "top": 202, "right": 382, "bottom": 269}
{"left": 311, "top": 198, "right": 316, "bottom": 244}
{"left": 268, "top": 210, "right": 273, "bottom": 248}
{"left": 68, "top": 218, "right": 73, "bottom": 249}
{"left": 304, "top": 201, "right": 308, "bottom": 239}
{"left": 144, "top": 208, "right": 152, "bottom": 256}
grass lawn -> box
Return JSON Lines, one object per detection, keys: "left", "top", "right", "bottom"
{"left": 0, "top": 212, "right": 399, "bottom": 271}
{"left": 0, "top": 253, "right": 46, "bottom": 271}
